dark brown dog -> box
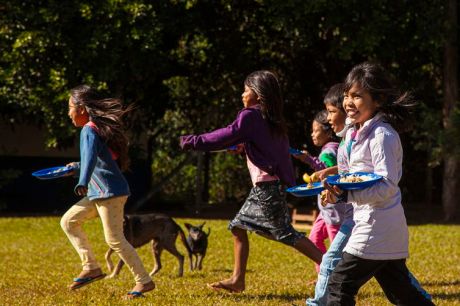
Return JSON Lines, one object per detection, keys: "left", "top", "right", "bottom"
{"left": 105, "top": 213, "right": 192, "bottom": 278}
{"left": 184, "top": 222, "right": 210, "bottom": 271}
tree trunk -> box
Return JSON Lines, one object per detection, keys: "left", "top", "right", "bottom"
{"left": 442, "top": 0, "right": 458, "bottom": 221}
{"left": 195, "top": 151, "right": 204, "bottom": 214}
{"left": 425, "top": 148, "right": 433, "bottom": 206}
{"left": 203, "top": 152, "right": 210, "bottom": 204}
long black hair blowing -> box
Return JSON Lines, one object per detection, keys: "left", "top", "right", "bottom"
{"left": 344, "top": 62, "right": 415, "bottom": 132}
{"left": 244, "top": 70, "right": 288, "bottom": 137}
{"left": 70, "top": 85, "right": 132, "bottom": 171}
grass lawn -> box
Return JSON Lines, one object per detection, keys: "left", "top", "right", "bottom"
{"left": 0, "top": 217, "right": 458, "bottom": 305}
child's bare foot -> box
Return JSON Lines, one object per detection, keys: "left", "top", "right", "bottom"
{"left": 207, "top": 278, "right": 245, "bottom": 293}
{"left": 124, "top": 281, "right": 156, "bottom": 299}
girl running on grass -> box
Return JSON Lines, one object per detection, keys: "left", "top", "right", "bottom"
{"left": 306, "top": 83, "right": 431, "bottom": 306}
{"left": 293, "top": 97, "right": 352, "bottom": 275}
{"left": 179, "top": 70, "right": 322, "bottom": 293}
{"left": 306, "top": 83, "right": 356, "bottom": 306}
{"left": 60, "top": 85, "right": 154, "bottom": 299}
{"left": 322, "top": 62, "right": 434, "bottom": 305}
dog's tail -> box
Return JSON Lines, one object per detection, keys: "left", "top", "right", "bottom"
{"left": 177, "top": 224, "right": 193, "bottom": 256}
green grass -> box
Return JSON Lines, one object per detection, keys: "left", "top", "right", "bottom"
{"left": 0, "top": 217, "right": 458, "bottom": 305}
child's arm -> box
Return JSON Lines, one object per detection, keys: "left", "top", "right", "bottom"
{"left": 293, "top": 151, "right": 327, "bottom": 171}
{"left": 180, "top": 108, "right": 255, "bottom": 151}
{"left": 75, "top": 126, "right": 101, "bottom": 193}
{"left": 312, "top": 165, "right": 338, "bottom": 180}
{"left": 348, "top": 131, "right": 402, "bottom": 206}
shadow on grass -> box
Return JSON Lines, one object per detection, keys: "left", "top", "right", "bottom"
{"left": 423, "top": 280, "right": 460, "bottom": 286}
{"left": 210, "top": 269, "right": 253, "bottom": 273}
{"left": 231, "top": 292, "right": 306, "bottom": 304}
{"left": 208, "top": 291, "right": 391, "bottom": 305}
{"left": 332, "top": 286, "right": 460, "bottom": 303}
{"left": 431, "top": 292, "right": 460, "bottom": 301}
{"left": 181, "top": 270, "right": 254, "bottom": 279}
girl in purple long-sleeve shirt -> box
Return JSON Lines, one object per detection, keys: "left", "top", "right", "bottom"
{"left": 180, "top": 70, "right": 322, "bottom": 293}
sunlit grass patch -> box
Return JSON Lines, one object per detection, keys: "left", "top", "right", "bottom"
{"left": 0, "top": 217, "right": 458, "bottom": 305}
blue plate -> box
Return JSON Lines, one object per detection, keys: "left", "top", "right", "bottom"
{"left": 289, "top": 147, "right": 303, "bottom": 155}
{"left": 32, "top": 166, "right": 74, "bottom": 180}
{"left": 326, "top": 172, "right": 383, "bottom": 190}
{"left": 286, "top": 182, "right": 324, "bottom": 197}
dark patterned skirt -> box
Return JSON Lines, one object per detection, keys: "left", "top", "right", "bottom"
{"left": 228, "top": 181, "right": 304, "bottom": 246}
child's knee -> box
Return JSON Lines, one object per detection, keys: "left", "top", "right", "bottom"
{"left": 231, "top": 227, "right": 246, "bottom": 238}
{"left": 60, "top": 214, "right": 75, "bottom": 232}
{"left": 319, "top": 257, "right": 339, "bottom": 275}
{"left": 105, "top": 234, "right": 127, "bottom": 250}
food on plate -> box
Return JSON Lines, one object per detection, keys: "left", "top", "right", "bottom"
{"left": 303, "top": 173, "right": 315, "bottom": 189}
{"left": 303, "top": 172, "right": 319, "bottom": 185}
{"left": 339, "top": 174, "right": 369, "bottom": 183}
{"left": 310, "top": 173, "right": 318, "bottom": 182}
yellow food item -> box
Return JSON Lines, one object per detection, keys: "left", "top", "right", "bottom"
{"left": 310, "top": 173, "right": 318, "bottom": 182}
{"left": 303, "top": 173, "right": 311, "bottom": 184}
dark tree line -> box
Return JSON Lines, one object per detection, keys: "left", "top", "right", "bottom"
{"left": 0, "top": 1, "right": 458, "bottom": 219}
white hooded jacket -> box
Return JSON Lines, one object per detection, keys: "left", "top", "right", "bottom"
{"left": 342, "top": 113, "right": 409, "bottom": 260}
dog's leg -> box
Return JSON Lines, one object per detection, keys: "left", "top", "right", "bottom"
{"left": 109, "top": 259, "right": 125, "bottom": 278}
{"left": 197, "top": 254, "right": 203, "bottom": 270}
{"left": 178, "top": 226, "right": 193, "bottom": 272}
{"left": 163, "top": 234, "right": 184, "bottom": 277}
{"left": 150, "top": 240, "right": 163, "bottom": 277}
{"left": 189, "top": 252, "right": 195, "bottom": 272}
{"left": 191, "top": 255, "right": 197, "bottom": 271}
{"left": 105, "top": 248, "right": 115, "bottom": 274}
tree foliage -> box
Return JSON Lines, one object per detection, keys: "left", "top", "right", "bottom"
{"left": 0, "top": 0, "right": 451, "bottom": 206}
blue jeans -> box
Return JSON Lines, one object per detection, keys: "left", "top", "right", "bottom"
{"left": 306, "top": 219, "right": 354, "bottom": 306}
{"left": 306, "top": 219, "right": 431, "bottom": 306}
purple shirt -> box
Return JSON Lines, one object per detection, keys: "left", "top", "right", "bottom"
{"left": 304, "top": 141, "right": 340, "bottom": 171}
{"left": 180, "top": 105, "right": 296, "bottom": 187}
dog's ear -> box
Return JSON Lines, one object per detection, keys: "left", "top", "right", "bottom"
{"left": 206, "top": 227, "right": 211, "bottom": 237}
{"left": 184, "top": 223, "right": 192, "bottom": 231}
{"left": 199, "top": 222, "right": 206, "bottom": 229}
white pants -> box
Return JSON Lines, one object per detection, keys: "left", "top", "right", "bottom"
{"left": 60, "top": 196, "right": 151, "bottom": 284}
